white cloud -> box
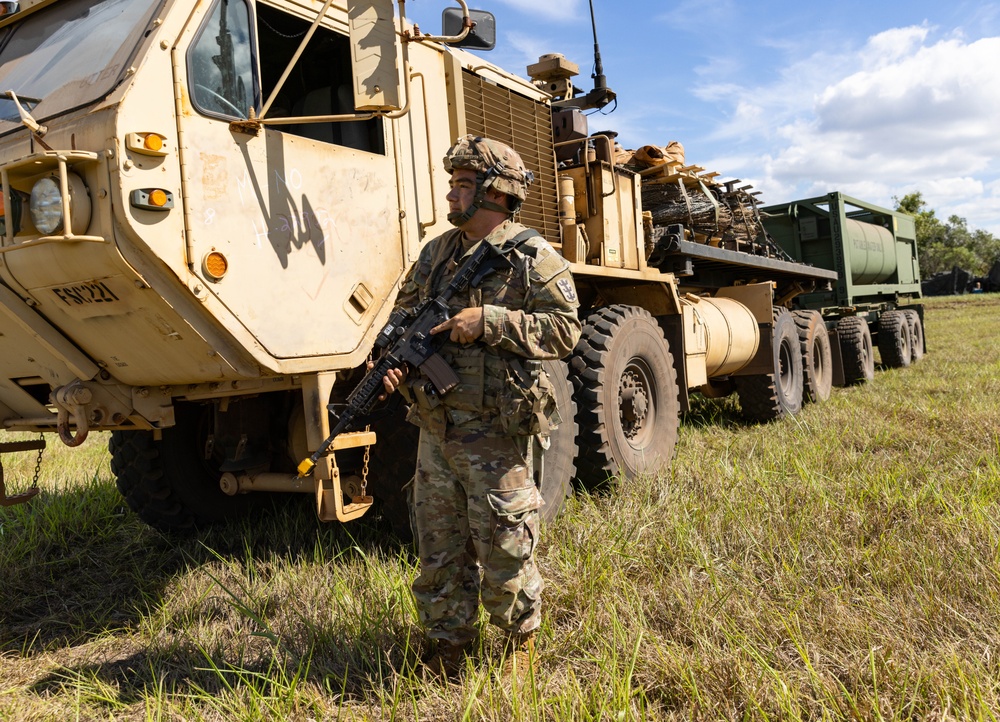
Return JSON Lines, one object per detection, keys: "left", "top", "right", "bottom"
{"left": 505, "top": 31, "right": 559, "bottom": 71}
{"left": 920, "top": 177, "right": 985, "bottom": 202}
{"left": 703, "top": 26, "right": 1000, "bottom": 235}
{"left": 864, "top": 25, "right": 930, "bottom": 65}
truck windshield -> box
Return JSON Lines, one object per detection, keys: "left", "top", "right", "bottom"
{"left": 0, "top": 0, "right": 162, "bottom": 134}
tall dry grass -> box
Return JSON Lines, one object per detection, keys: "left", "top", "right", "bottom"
{"left": 1, "top": 294, "right": 998, "bottom": 720}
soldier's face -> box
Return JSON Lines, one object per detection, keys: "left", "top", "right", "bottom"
{"left": 446, "top": 169, "right": 478, "bottom": 219}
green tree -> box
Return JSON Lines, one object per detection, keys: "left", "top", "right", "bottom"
{"left": 894, "top": 192, "right": 1000, "bottom": 277}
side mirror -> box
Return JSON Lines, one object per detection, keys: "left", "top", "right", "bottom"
{"left": 441, "top": 8, "right": 495, "bottom": 50}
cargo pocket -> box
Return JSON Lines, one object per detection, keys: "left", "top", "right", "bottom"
{"left": 486, "top": 484, "right": 543, "bottom": 563}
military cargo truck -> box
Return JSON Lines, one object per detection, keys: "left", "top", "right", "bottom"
{"left": 760, "top": 193, "right": 925, "bottom": 390}
{"left": 0, "top": 0, "right": 921, "bottom": 530}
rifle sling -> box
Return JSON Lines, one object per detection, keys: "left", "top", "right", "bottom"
{"left": 429, "top": 229, "right": 540, "bottom": 298}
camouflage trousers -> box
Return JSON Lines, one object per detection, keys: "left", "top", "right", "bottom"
{"left": 411, "top": 422, "right": 544, "bottom": 646}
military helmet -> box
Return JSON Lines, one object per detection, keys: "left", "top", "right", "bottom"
{"left": 443, "top": 135, "right": 535, "bottom": 208}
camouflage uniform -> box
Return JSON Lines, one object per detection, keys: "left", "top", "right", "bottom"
{"left": 396, "top": 212, "right": 581, "bottom": 645}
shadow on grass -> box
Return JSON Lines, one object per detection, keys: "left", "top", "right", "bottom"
{"left": 0, "top": 476, "right": 411, "bottom": 658}
{"left": 26, "top": 622, "right": 422, "bottom": 706}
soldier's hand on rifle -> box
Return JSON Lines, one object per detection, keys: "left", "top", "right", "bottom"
{"left": 432, "top": 307, "right": 485, "bottom": 344}
{"left": 365, "top": 360, "right": 408, "bottom": 400}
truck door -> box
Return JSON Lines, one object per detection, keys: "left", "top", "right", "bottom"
{"left": 173, "top": 0, "right": 408, "bottom": 361}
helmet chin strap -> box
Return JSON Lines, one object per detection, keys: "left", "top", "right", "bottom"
{"left": 447, "top": 169, "right": 513, "bottom": 227}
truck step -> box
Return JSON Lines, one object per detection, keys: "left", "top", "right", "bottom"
{"left": 0, "top": 438, "right": 46, "bottom": 507}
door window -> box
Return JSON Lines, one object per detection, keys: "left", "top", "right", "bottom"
{"left": 187, "top": 0, "right": 256, "bottom": 120}
{"left": 256, "top": 3, "right": 384, "bottom": 154}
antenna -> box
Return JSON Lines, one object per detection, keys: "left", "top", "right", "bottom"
{"left": 550, "top": 0, "right": 615, "bottom": 111}
{"left": 590, "top": 0, "right": 607, "bottom": 92}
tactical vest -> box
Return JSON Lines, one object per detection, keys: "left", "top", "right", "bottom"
{"left": 404, "top": 227, "right": 560, "bottom": 437}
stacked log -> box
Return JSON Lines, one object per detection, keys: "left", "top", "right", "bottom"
{"left": 642, "top": 181, "right": 733, "bottom": 239}
{"left": 621, "top": 143, "right": 778, "bottom": 258}
{"left": 718, "top": 184, "right": 766, "bottom": 253}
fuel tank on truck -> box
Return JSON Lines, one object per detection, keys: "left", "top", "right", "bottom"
{"left": 679, "top": 292, "right": 762, "bottom": 389}
{"left": 760, "top": 192, "right": 921, "bottom": 308}
{"left": 843, "top": 218, "right": 896, "bottom": 285}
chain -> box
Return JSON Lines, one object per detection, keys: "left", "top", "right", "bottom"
{"left": 260, "top": 15, "right": 307, "bottom": 39}
{"left": 359, "top": 350, "right": 373, "bottom": 497}
{"left": 31, "top": 433, "right": 44, "bottom": 489}
{"left": 360, "top": 425, "right": 371, "bottom": 497}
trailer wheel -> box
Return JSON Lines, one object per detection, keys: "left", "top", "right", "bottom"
{"left": 904, "top": 309, "right": 925, "bottom": 362}
{"left": 837, "top": 316, "right": 875, "bottom": 384}
{"left": 537, "top": 359, "right": 578, "bottom": 522}
{"left": 110, "top": 403, "right": 251, "bottom": 533}
{"left": 570, "top": 305, "right": 680, "bottom": 489}
{"left": 735, "top": 308, "right": 804, "bottom": 421}
{"left": 793, "top": 310, "right": 832, "bottom": 403}
{"left": 877, "top": 310, "right": 912, "bottom": 368}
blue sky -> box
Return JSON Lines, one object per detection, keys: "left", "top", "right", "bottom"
{"left": 406, "top": 0, "right": 1000, "bottom": 235}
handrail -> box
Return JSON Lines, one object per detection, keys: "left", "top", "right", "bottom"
{"left": 0, "top": 235, "right": 106, "bottom": 254}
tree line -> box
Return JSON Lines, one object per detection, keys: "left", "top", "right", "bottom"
{"left": 894, "top": 192, "right": 1000, "bottom": 278}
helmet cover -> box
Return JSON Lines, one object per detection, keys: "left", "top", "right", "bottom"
{"left": 443, "top": 135, "right": 534, "bottom": 204}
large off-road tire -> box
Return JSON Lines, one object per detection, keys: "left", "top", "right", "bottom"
{"left": 837, "top": 316, "right": 875, "bottom": 384}
{"left": 537, "top": 359, "right": 577, "bottom": 523}
{"left": 110, "top": 403, "right": 251, "bottom": 533}
{"left": 877, "top": 310, "right": 912, "bottom": 368}
{"left": 570, "top": 305, "right": 680, "bottom": 489}
{"left": 903, "top": 309, "right": 925, "bottom": 362}
{"left": 735, "top": 308, "right": 804, "bottom": 422}
{"left": 793, "top": 309, "right": 832, "bottom": 404}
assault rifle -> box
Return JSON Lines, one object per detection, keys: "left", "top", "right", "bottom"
{"left": 297, "top": 233, "right": 535, "bottom": 477}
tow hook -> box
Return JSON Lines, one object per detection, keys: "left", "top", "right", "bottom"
{"left": 52, "top": 382, "right": 92, "bottom": 447}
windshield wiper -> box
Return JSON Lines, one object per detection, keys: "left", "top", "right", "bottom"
{"left": 1, "top": 89, "right": 46, "bottom": 135}
{"left": 0, "top": 89, "right": 40, "bottom": 105}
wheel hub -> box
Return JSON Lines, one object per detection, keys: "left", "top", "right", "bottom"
{"left": 619, "top": 369, "right": 649, "bottom": 438}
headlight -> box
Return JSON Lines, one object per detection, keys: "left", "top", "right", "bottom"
{"left": 29, "top": 172, "right": 91, "bottom": 236}
{"left": 29, "top": 177, "right": 62, "bottom": 234}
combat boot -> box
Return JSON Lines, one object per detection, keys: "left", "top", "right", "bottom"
{"left": 500, "top": 631, "right": 537, "bottom": 684}
{"left": 421, "top": 639, "right": 471, "bottom": 680}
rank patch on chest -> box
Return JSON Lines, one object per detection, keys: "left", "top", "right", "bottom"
{"left": 556, "top": 277, "right": 577, "bottom": 303}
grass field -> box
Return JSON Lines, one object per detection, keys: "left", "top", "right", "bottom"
{"left": 1, "top": 294, "right": 999, "bottom": 721}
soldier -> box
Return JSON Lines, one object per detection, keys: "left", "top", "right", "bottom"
{"left": 381, "top": 135, "right": 581, "bottom": 681}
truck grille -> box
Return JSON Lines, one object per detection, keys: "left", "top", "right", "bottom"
{"left": 461, "top": 71, "right": 559, "bottom": 243}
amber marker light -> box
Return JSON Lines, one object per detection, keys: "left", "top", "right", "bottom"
{"left": 143, "top": 134, "right": 163, "bottom": 152}
{"left": 129, "top": 188, "right": 174, "bottom": 211}
{"left": 124, "top": 132, "right": 169, "bottom": 157}
{"left": 148, "top": 189, "right": 168, "bottom": 207}
{"left": 203, "top": 250, "right": 229, "bottom": 281}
